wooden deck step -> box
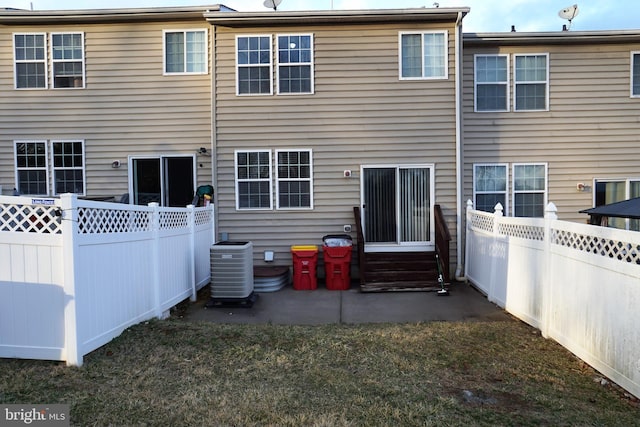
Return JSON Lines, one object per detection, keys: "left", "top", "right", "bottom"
{"left": 360, "top": 280, "right": 443, "bottom": 293}
{"left": 359, "top": 250, "right": 441, "bottom": 292}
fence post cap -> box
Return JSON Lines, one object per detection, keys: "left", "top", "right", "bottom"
{"left": 466, "top": 199, "right": 474, "bottom": 209}
{"left": 545, "top": 202, "right": 558, "bottom": 219}
{"left": 494, "top": 202, "right": 504, "bottom": 216}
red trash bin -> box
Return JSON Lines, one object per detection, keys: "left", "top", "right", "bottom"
{"left": 322, "top": 235, "right": 353, "bottom": 290}
{"left": 291, "top": 245, "right": 318, "bottom": 290}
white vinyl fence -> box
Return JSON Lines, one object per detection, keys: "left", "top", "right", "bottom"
{"left": 465, "top": 200, "right": 640, "bottom": 399}
{"left": 0, "top": 194, "right": 214, "bottom": 366}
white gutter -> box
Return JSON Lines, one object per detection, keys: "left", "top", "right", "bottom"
{"left": 454, "top": 11, "right": 466, "bottom": 281}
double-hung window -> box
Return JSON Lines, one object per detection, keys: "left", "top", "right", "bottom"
{"left": 475, "top": 55, "right": 509, "bottom": 112}
{"left": 631, "top": 52, "right": 640, "bottom": 97}
{"left": 14, "top": 140, "right": 85, "bottom": 196}
{"left": 236, "top": 35, "right": 272, "bottom": 95}
{"left": 15, "top": 141, "right": 48, "bottom": 195}
{"left": 235, "top": 150, "right": 273, "bottom": 209}
{"left": 235, "top": 149, "right": 314, "bottom": 210}
{"left": 14, "top": 33, "right": 47, "bottom": 89}
{"left": 276, "top": 150, "right": 312, "bottom": 209}
{"left": 52, "top": 33, "right": 85, "bottom": 88}
{"left": 473, "top": 163, "right": 547, "bottom": 217}
{"left": 514, "top": 54, "right": 548, "bottom": 111}
{"left": 277, "top": 34, "right": 313, "bottom": 94}
{"left": 473, "top": 164, "right": 508, "bottom": 213}
{"left": 164, "top": 30, "right": 207, "bottom": 74}
{"left": 399, "top": 31, "right": 447, "bottom": 79}
{"left": 513, "top": 163, "right": 547, "bottom": 217}
{"left": 52, "top": 140, "right": 85, "bottom": 195}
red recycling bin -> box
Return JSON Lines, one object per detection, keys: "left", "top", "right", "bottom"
{"left": 322, "top": 235, "right": 353, "bottom": 290}
{"left": 291, "top": 245, "right": 318, "bottom": 290}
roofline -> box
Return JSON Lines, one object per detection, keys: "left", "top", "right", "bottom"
{"left": 464, "top": 29, "right": 640, "bottom": 46}
{"left": 205, "top": 8, "right": 470, "bottom": 27}
{"left": 0, "top": 5, "right": 231, "bottom": 24}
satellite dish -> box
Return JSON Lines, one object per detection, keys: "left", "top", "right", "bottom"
{"left": 263, "top": 0, "right": 282, "bottom": 10}
{"left": 558, "top": 4, "right": 579, "bottom": 30}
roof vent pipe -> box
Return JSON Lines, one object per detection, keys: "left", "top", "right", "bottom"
{"left": 511, "top": 25, "right": 516, "bottom": 32}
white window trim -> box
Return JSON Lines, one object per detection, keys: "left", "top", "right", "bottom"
{"left": 474, "top": 54, "right": 510, "bottom": 113}
{"left": 14, "top": 140, "right": 50, "bottom": 196}
{"left": 235, "top": 34, "right": 273, "bottom": 96}
{"left": 513, "top": 53, "right": 549, "bottom": 112}
{"left": 275, "top": 149, "right": 314, "bottom": 210}
{"left": 473, "top": 163, "right": 509, "bottom": 215}
{"left": 631, "top": 51, "right": 640, "bottom": 98}
{"left": 162, "top": 29, "right": 209, "bottom": 76}
{"left": 51, "top": 140, "right": 86, "bottom": 196}
{"left": 276, "top": 33, "right": 314, "bottom": 95}
{"left": 512, "top": 162, "right": 548, "bottom": 217}
{"left": 398, "top": 30, "right": 448, "bottom": 81}
{"left": 51, "top": 32, "right": 85, "bottom": 89}
{"left": 234, "top": 149, "right": 273, "bottom": 210}
{"left": 13, "top": 32, "right": 48, "bottom": 90}
{"left": 593, "top": 177, "right": 640, "bottom": 230}
{"left": 593, "top": 177, "right": 640, "bottom": 201}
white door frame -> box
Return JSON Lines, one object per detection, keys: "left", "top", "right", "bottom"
{"left": 360, "top": 164, "right": 435, "bottom": 252}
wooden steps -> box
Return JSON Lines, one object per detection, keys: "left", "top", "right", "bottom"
{"left": 360, "top": 251, "right": 442, "bottom": 292}
{"left": 353, "top": 205, "right": 451, "bottom": 293}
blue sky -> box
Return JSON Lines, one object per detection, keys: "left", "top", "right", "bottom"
{"left": 5, "top": 1, "right": 639, "bottom": 33}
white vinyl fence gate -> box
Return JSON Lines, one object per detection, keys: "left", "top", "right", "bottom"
{"left": 465, "top": 200, "right": 640, "bottom": 399}
{"left": 0, "top": 194, "right": 214, "bottom": 366}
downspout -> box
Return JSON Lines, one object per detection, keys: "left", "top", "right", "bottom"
{"left": 454, "top": 12, "right": 466, "bottom": 281}
{"left": 210, "top": 25, "right": 218, "bottom": 242}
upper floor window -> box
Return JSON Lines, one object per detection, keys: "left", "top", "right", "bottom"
{"left": 52, "top": 33, "right": 85, "bottom": 88}
{"left": 514, "top": 54, "right": 548, "bottom": 111}
{"left": 235, "top": 150, "right": 273, "bottom": 209}
{"left": 276, "top": 150, "right": 313, "bottom": 209}
{"left": 236, "top": 35, "right": 272, "bottom": 95}
{"left": 164, "top": 30, "right": 207, "bottom": 74}
{"left": 277, "top": 34, "right": 313, "bottom": 94}
{"left": 631, "top": 52, "right": 640, "bottom": 97}
{"left": 474, "top": 55, "right": 509, "bottom": 112}
{"left": 14, "top": 33, "right": 47, "bottom": 89}
{"left": 399, "top": 31, "right": 447, "bottom": 79}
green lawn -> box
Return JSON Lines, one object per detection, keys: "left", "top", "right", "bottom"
{"left": 1, "top": 320, "right": 638, "bottom": 426}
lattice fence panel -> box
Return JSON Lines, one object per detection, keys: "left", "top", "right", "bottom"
{"left": 195, "top": 208, "right": 212, "bottom": 226}
{"left": 554, "top": 229, "right": 640, "bottom": 264}
{"left": 0, "top": 203, "right": 62, "bottom": 234}
{"left": 468, "top": 210, "right": 494, "bottom": 233}
{"left": 77, "top": 207, "right": 152, "bottom": 234}
{"left": 160, "top": 211, "right": 189, "bottom": 230}
{"left": 498, "top": 222, "right": 545, "bottom": 241}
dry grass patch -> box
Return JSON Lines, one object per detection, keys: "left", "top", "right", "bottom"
{"left": 1, "top": 320, "right": 638, "bottom": 426}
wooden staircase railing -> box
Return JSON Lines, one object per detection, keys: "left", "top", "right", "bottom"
{"left": 434, "top": 204, "right": 451, "bottom": 283}
{"left": 353, "top": 206, "right": 366, "bottom": 286}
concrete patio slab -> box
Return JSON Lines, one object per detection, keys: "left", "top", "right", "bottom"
{"left": 182, "top": 281, "right": 513, "bottom": 325}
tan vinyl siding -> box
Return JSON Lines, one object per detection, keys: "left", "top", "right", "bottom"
{"left": 463, "top": 41, "right": 640, "bottom": 223}
{"left": 0, "top": 20, "right": 212, "bottom": 199}
{"left": 214, "top": 22, "right": 460, "bottom": 269}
